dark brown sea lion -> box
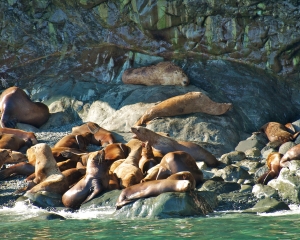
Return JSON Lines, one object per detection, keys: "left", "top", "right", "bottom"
{"left": 113, "top": 139, "right": 144, "bottom": 188}
{"left": 51, "top": 147, "right": 87, "bottom": 162}
{"left": 25, "top": 143, "right": 68, "bottom": 195}
{"left": 0, "top": 127, "right": 38, "bottom": 145}
{"left": 53, "top": 132, "right": 93, "bottom": 151}
{"left": 122, "top": 61, "right": 189, "bottom": 86}
{"left": 134, "top": 91, "right": 233, "bottom": 126}
{"left": 116, "top": 179, "right": 193, "bottom": 209}
{"left": 141, "top": 151, "right": 203, "bottom": 185}
{"left": 280, "top": 144, "right": 300, "bottom": 168}
{"left": 62, "top": 150, "right": 111, "bottom": 209}
{"left": 138, "top": 141, "right": 159, "bottom": 175}
{"left": 131, "top": 126, "right": 220, "bottom": 167}
{"left": 72, "top": 122, "right": 116, "bottom": 146}
{"left": 0, "top": 162, "right": 34, "bottom": 180}
{"left": 0, "top": 86, "right": 50, "bottom": 128}
{"left": 257, "top": 152, "right": 283, "bottom": 184}
{"left": 0, "top": 133, "right": 29, "bottom": 151}
{"left": 260, "top": 122, "right": 300, "bottom": 147}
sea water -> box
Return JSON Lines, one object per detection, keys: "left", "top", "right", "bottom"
{"left": 1, "top": 201, "right": 300, "bottom": 239}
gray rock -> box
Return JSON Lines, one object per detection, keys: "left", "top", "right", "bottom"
{"left": 243, "top": 198, "right": 290, "bottom": 213}
{"left": 261, "top": 147, "right": 276, "bottom": 159}
{"left": 235, "top": 138, "right": 265, "bottom": 152}
{"left": 28, "top": 212, "right": 66, "bottom": 221}
{"left": 199, "top": 179, "right": 241, "bottom": 194}
{"left": 252, "top": 184, "right": 279, "bottom": 199}
{"left": 82, "top": 189, "right": 218, "bottom": 218}
{"left": 220, "top": 151, "right": 246, "bottom": 165}
{"left": 17, "top": 191, "right": 64, "bottom": 208}
{"left": 278, "top": 141, "right": 296, "bottom": 155}
{"left": 235, "top": 159, "right": 262, "bottom": 173}
{"left": 268, "top": 167, "right": 300, "bottom": 203}
{"left": 244, "top": 147, "right": 261, "bottom": 159}
{"left": 214, "top": 165, "right": 252, "bottom": 182}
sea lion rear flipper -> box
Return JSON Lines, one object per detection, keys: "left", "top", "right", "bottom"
{"left": 257, "top": 171, "right": 277, "bottom": 185}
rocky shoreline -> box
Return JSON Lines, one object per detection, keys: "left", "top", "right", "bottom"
{"left": 1, "top": 118, "right": 299, "bottom": 218}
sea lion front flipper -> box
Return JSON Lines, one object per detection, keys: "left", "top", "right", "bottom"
{"left": 156, "top": 167, "right": 171, "bottom": 180}
{"left": 81, "top": 179, "right": 103, "bottom": 204}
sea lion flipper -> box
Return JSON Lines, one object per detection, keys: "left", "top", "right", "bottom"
{"left": 86, "top": 122, "right": 101, "bottom": 134}
{"left": 82, "top": 181, "right": 103, "bottom": 204}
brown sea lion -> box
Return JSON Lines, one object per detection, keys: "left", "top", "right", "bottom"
{"left": 0, "top": 149, "right": 27, "bottom": 168}
{"left": 141, "top": 151, "right": 203, "bottom": 185}
{"left": 260, "top": 122, "right": 300, "bottom": 147}
{"left": 122, "top": 61, "right": 189, "bottom": 87}
{"left": 113, "top": 139, "right": 144, "bottom": 188}
{"left": 134, "top": 91, "right": 233, "bottom": 126}
{"left": 51, "top": 147, "right": 87, "bottom": 163}
{"left": 257, "top": 152, "right": 283, "bottom": 184}
{"left": 53, "top": 132, "right": 93, "bottom": 151}
{"left": 131, "top": 126, "right": 220, "bottom": 167}
{"left": 0, "top": 127, "right": 38, "bottom": 145}
{"left": 166, "top": 171, "right": 196, "bottom": 190}
{"left": 62, "top": 150, "right": 111, "bottom": 209}
{"left": 116, "top": 179, "right": 193, "bottom": 209}
{"left": 72, "top": 122, "right": 116, "bottom": 146}
{"left": 280, "top": 144, "right": 300, "bottom": 168}
{"left": 62, "top": 168, "right": 86, "bottom": 189}
{"left": 138, "top": 141, "right": 159, "bottom": 175}
{"left": 25, "top": 143, "right": 68, "bottom": 195}
{"left": 0, "top": 133, "right": 29, "bottom": 151}
{"left": 0, "top": 86, "right": 50, "bottom": 128}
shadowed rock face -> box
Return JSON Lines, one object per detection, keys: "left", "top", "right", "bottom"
{"left": 1, "top": 0, "right": 300, "bottom": 87}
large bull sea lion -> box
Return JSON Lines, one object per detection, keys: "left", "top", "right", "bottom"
{"left": 131, "top": 126, "right": 220, "bottom": 167}
{"left": 0, "top": 86, "right": 50, "bottom": 128}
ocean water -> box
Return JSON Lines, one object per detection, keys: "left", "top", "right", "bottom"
{"left": 1, "top": 202, "right": 300, "bottom": 239}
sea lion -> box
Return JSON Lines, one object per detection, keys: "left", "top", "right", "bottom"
{"left": 25, "top": 143, "right": 68, "bottom": 195}
{"left": 0, "top": 133, "right": 30, "bottom": 151}
{"left": 0, "top": 86, "right": 50, "bottom": 128}
{"left": 166, "top": 171, "right": 196, "bottom": 190}
{"left": 113, "top": 139, "right": 144, "bottom": 188}
{"left": 122, "top": 61, "right": 189, "bottom": 86}
{"left": 0, "top": 149, "right": 27, "bottom": 168}
{"left": 51, "top": 147, "right": 87, "bottom": 162}
{"left": 257, "top": 152, "right": 283, "bottom": 184}
{"left": 134, "top": 91, "right": 233, "bottom": 126}
{"left": 60, "top": 143, "right": 129, "bottom": 167}
{"left": 131, "top": 126, "right": 220, "bottom": 167}
{"left": 72, "top": 122, "right": 115, "bottom": 146}
{"left": 141, "top": 151, "right": 203, "bottom": 185}
{"left": 138, "top": 141, "right": 159, "bottom": 175}
{"left": 280, "top": 144, "right": 300, "bottom": 168}
{"left": 116, "top": 179, "right": 193, "bottom": 209}
{"left": 62, "top": 150, "right": 111, "bottom": 209}
{"left": 0, "top": 127, "right": 38, "bottom": 145}
{"left": 260, "top": 122, "right": 300, "bottom": 147}
{"left": 53, "top": 132, "right": 93, "bottom": 151}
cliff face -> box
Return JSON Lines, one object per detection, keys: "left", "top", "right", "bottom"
{"left": 1, "top": 0, "right": 300, "bottom": 86}
{"left": 0, "top": 0, "right": 300, "bottom": 139}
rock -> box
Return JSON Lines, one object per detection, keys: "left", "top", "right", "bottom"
{"left": 219, "top": 151, "right": 246, "bottom": 165}
{"left": 268, "top": 166, "right": 300, "bottom": 203}
{"left": 82, "top": 189, "right": 218, "bottom": 218}
{"left": 254, "top": 165, "right": 269, "bottom": 182}
{"left": 235, "top": 159, "right": 262, "bottom": 173}
{"left": 28, "top": 212, "right": 66, "bottom": 220}
{"left": 17, "top": 191, "right": 64, "bottom": 208}
{"left": 252, "top": 184, "right": 279, "bottom": 199}
{"left": 244, "top": 147, "right": 261, "bottom": 159}
{"left": 279, "top": 141, "right": 296, "bottom": 155}
{"left": 261, "top": 147, "right": 277, "bottom": 159}
{"left": 235, "top": 138, "right": 265, "bottom": 152}
{"left": 214, "top": 165, "right": 252, "bottom": 182}
{"left": 217, "top": 191, "right": 257, "bottom": 211}
{"left": 199, "top": 179, "right": 241, "bottom": 194}
{"left": 239, "top": 184, "right": 253, "bottom": 193}
{"left": 243, "top": 198, "right": 290, "bottom": 213}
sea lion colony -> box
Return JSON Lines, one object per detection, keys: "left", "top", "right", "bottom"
{"left": 0, "top": 63, "right": 296, "bottom": 210}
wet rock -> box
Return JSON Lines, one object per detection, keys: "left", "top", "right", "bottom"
{"left": 17, "top": 191, "right": 64, "bottom": 208}
{"left": 82, "top": 189, "right": 218, "bottom": 218}
{"left": 268, "top": 166, "right": 300, "bottom": 203}
{"left": 199, "top": 179, "right": 241, "bottom": 194}
{"left": 217, "top": 191, "right": 257, "bottom": 211}
{"left": 243, "top": 198, "right": 290, "bottom": 213}
{"left": 252, "top": 184, "right": 279, "bottom": 199}
{"left": 28, "top": 212, "right": 66, "bottom": 220}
